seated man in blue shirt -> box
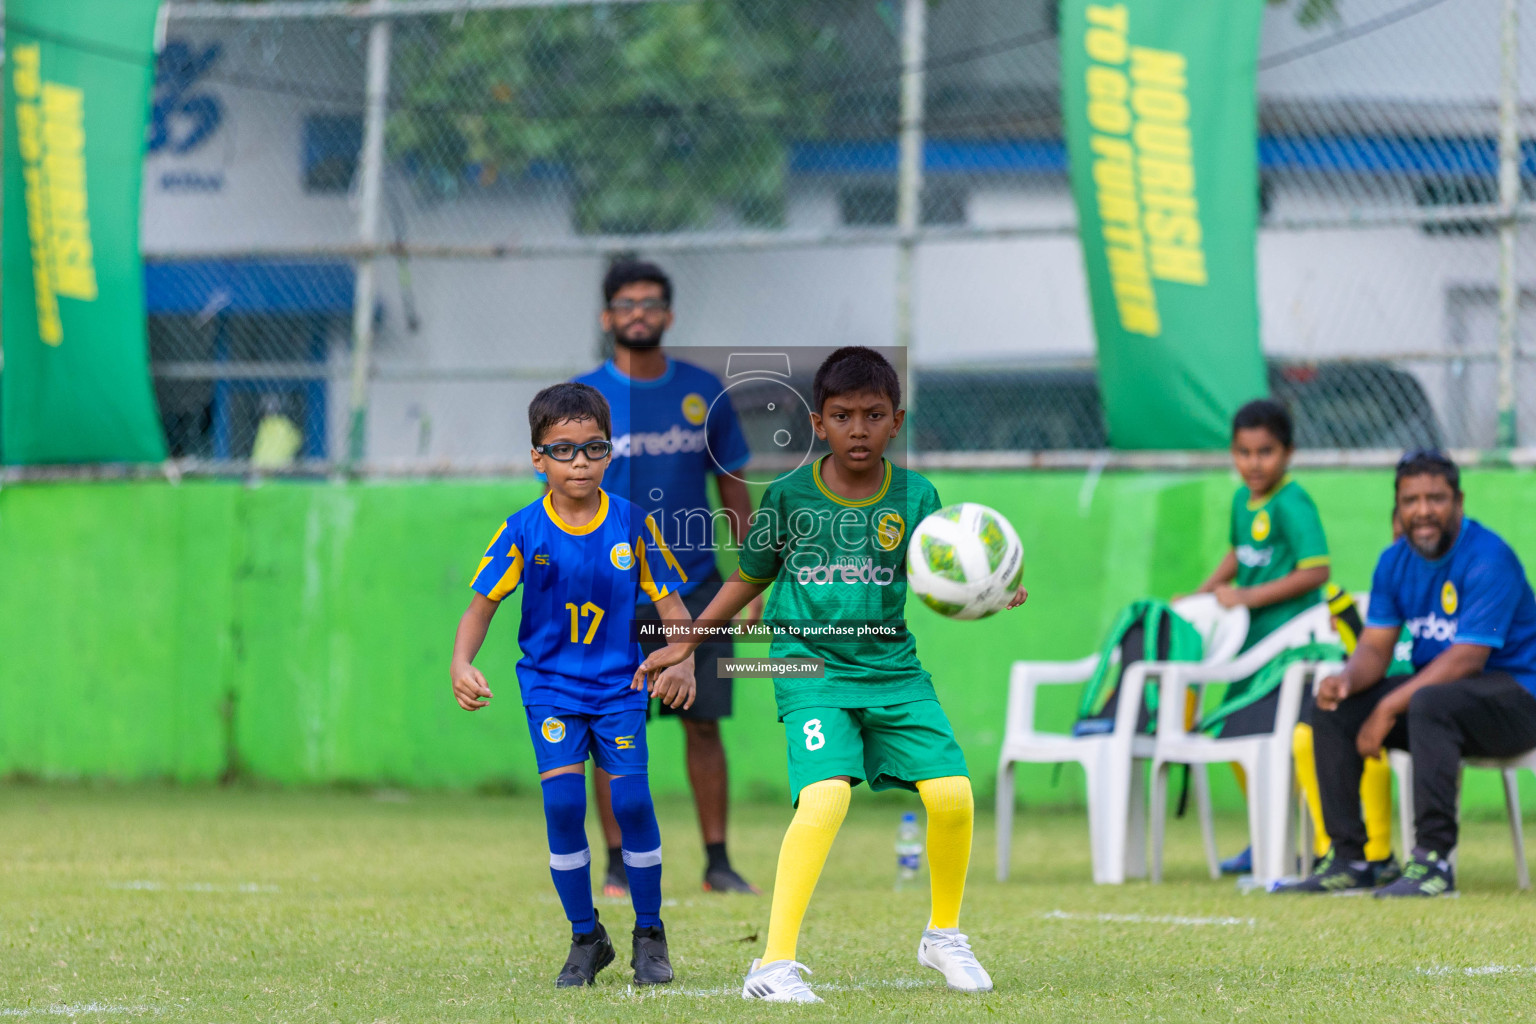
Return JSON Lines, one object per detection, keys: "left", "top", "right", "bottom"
{"left": 1284, "top": 450, "right": 1536, "bottom": 896}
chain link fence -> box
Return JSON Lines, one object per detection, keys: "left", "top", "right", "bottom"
{"left": 124, "top": 0, "right": 1536, "bottom": 472}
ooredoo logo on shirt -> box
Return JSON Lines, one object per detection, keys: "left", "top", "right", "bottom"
{"left": 796, "top": 556, "right": 895, "bottom": 586}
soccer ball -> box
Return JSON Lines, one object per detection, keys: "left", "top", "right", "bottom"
{"left": 906, "top": 503, "right": 1024, "bottom": 620}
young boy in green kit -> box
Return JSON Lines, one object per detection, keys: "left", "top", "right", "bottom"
{"left": 1194, "top": 399, "right": 1332, "bottom": 874}
{"left": 636, "top": 347, "right": 1027, "bottom": 1003}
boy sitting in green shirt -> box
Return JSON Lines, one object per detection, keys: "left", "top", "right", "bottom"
{"left": 1194, "top": 399, "right": 1331, "bottom": 873}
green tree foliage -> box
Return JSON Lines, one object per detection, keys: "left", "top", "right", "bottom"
{"left": 387, "top": 0, "right": 1339, "bottom": 236}
{"left": 389, "top": 4, "right": 855, "bottom": 234}
{"left": 1268, "top": 0, "right": 1341, "bottom": 28}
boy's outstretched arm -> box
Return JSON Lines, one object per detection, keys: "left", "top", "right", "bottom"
{"left": 1215, "top": 564, "right": 1330, "bottom": 611}
{"left": 451, "top": 594, "right": 499, "bottom": 710}
{"left": 1195, "top": 550, "right": 1240, "bottom": 595}
{"left": 634, "top": 571, "right": 770, "bottom": 686}
{"left": 639, "top": 589, "right": 698, "bottom": 710}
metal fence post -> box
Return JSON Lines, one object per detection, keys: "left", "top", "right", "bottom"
{"left": 1497, "top": 0, "right": 1520, "bottom": 448}
{"left": 895, "top": 0, "right": 926, "bottom": 411}
{"left": 347, "top": 1, "right": 392, "bottom": 469}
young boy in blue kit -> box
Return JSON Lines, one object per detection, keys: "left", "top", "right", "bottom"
{"left": 450, "top": 382, "right": 695, "bottom": 987}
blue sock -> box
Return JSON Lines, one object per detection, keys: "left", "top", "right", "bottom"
{"left": 609, "top": 774, "right": 663, "bottom": 929}
{"left": 541, "top": 774, "right": 596, "bottom": 936}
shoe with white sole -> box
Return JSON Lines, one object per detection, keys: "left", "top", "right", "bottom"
{"left": 918, "top": 928, "right": 993, "bottom": 992}
{"left": 741, "top": 957, "right": 822, "bottom": 1003}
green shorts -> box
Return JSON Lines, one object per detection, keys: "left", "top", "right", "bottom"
{"left": 781, "top": 700, "right": 968, "bottom": 805}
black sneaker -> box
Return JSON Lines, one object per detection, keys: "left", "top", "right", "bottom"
{"left": 1369, "top": 853, "right": 1403, "bottom": 887}
{"left": 1375, "top": 848, "right": 1455, "bottom": 898}
{"left": 601, "top": 864, "right": 629, "bottom": 899}
{"left": 702, "top": 865, "right": 761, "bottom": 895}
{"left": 555, "top": 916, "right": 615, "bottom": 988}
{"left": 630, "top": 924, "right": 674, "bottom": 985}
{"left": 1273, "top": 848, "right": 1375, "bottom": 893}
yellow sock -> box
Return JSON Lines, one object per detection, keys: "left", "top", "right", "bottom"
{"left": 760, "top": 779, "right": 850, "bottom": 965}
{"left": 1362, "top": 753, "right": 1392, "bottom": 862}
{"left": 917, "top": 776, "right": 973, "bottom": 930}
{"left": 1294, "top": 723, "right": 1394, "bottom": 861}
{"left": 1293, "top": 723, "right": 1330, "bottom": 857}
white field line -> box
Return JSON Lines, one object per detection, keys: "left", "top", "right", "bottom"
{"left": 0, "top": 1006, "right": 159, "bottom": 1017}
{"left": 107, "top": 881, "right": 278, "bottom": 894}
{"left": 1418, "top": 964, "right": 1536, "bottom": 977}
{"left": 640, "top": 978, "right": 934, "bottom": 998}
{"left": 1044, "top": 910, "right": 1256, "bottom": 927}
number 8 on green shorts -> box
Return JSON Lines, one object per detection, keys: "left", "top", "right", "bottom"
{"left": 782, "top": 700, "right": 969, "bottom": 804}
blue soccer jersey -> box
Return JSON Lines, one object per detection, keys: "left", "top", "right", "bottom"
{"left": 1365, "top": 518, "right": 1536, "bottom": 696}
{"left": 471, "top": 490, "right": 686, "bottom": 714}
{"left": 573, "top": 358, "right": 751, "bottom": 595}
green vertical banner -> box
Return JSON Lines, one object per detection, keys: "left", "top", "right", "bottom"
{"left": 1061, "top": 1, "right": 1268, "bottom": 449}
{"left": 2, "top": 0, "right": 166, "bottom": 464}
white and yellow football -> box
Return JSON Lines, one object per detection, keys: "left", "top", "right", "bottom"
{"left": 906, "top": 502, "right": 1024, "bottom": 620}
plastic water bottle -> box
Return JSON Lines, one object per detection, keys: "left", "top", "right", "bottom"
{"left": 894, "top": 812, "right": 923, "bottom": 889}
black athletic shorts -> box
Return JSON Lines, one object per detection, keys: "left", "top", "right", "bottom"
{"left": 637, "top": 570, "right": 733, "bottom": 721}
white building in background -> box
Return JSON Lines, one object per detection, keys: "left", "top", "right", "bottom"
{"left": 142, "top": 0, "right": 1536, "bottom": 461}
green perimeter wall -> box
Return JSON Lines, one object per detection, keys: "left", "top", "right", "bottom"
{"left": 4, "top": 469, "right": 1536, "bottom": 815}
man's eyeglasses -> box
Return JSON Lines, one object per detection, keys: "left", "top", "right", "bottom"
{"left": 536, "top": 440, "right": 613, "bottom": 462}
{"left": 609, "top": 298, "right": 669, "bottom": 314}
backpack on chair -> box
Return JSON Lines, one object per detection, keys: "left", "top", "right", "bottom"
{"left": 1073, "top": 600, "right": 1204, "bottom": 738}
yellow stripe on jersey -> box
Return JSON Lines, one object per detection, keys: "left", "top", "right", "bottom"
{"left": 644, "top": 513, "right": 687, "bottom": 583}
{"left": 1297, "top": 555, "right": 1332, "bottom": 570}
{"left": 636, "top": 533, "right": 669, "bottom": 603}
{"left": 473, "top": 523, "right": 507, "bottom": 584}
{"left": 488, "top": 543, "right": 524, "bottom": 601}
{"left": 738, "top": 568, "right": 775, "bottom": 584}
{"left": 1325, "top": 583, "right": 1362, "bottom": 655}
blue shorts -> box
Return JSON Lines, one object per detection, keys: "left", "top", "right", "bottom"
{"left": 525, "top": 705, "right": 649, "bottom": 775}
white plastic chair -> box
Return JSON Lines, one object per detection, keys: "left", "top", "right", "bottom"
{"left": 996, "top": 594, "right": 1249, "bottom": 884}
{"left": 1147, "top": 602, "right": 1342, "bottom": 887}
{"left": 1388, "top": 747, "right": 1535, "bottom": 889}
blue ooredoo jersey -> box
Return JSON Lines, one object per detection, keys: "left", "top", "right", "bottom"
{"left": 471, "top": 490, "right": 685, "bottom": 714}
{"left": 1365, "top": 518, "right": 1536, "bottom": 696}
{"left": 573, "top": 358, "right": 751, "bottom": 595}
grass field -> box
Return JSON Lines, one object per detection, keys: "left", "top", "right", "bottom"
{"left": 3, "top": 784, "right": 1535, "bottom": 1023}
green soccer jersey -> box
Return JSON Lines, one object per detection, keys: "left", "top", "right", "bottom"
{"left": 1230, "top": 476, "right": 1330, "bottom": 646}
{"left": 738, "top": 456, "right": 942, "bottom": 717}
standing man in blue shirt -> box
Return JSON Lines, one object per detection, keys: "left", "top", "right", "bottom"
{"left": 574, "top": 260, "right": 762, "bottom": 896}
{"left": 1285, "top": 450, "right": 1536, "bottom": 896}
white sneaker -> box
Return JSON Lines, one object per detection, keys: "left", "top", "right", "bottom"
{"left": 741, "top": 957, "right": 822, "bottom": 1003}
{"left": 918, "top": 928, "right": 994, "bottom": 992}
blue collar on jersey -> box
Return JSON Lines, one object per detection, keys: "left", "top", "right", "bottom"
{"left": 602, "top": 357, "right": 676, "bottom": 389}
{"left": 543, "top": 489, "right": 610, "bottom": 535}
